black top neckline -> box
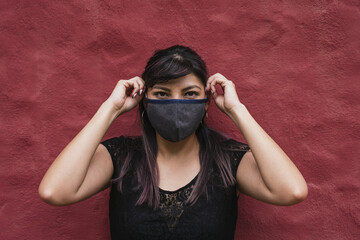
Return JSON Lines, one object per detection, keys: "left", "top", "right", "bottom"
{"left": 158, "top": 172, "right": 199, "bottom": 194}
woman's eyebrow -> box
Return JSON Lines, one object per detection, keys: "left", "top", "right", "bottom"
{"left": 152, "top": 86, "right": 171, "bottom": 91}
{"left": 182, "top": 85, "right": 202, "bottom": 91}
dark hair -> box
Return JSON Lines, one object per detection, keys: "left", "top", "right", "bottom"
{"left": 112, "top": 45, "right": 249, "bottom": 209}
{"left": 141, "top": 45, "right": 209, "bottom": 88}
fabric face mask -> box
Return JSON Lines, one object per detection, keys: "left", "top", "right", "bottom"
{"left": 145, "top": 98, "right": 207, "bottom": 142}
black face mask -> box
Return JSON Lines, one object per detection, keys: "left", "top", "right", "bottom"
{"left": 145, "top": 98, "right": 207, "bottom": 142}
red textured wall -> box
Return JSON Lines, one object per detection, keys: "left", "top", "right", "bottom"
{"left": 1, "top": 1, "right": 359, "bottom": 239}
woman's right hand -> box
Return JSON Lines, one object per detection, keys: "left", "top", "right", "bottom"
{"left": 105, "top": 76, "right": 145, "bottom": 116}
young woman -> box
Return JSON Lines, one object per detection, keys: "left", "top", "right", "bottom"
{"left": 39, "top": 45, "right": 308, "bottom": 239}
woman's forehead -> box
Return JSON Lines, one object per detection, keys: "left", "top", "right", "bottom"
{"left": 151, "top": 73, "right": 204, "bottom": 89}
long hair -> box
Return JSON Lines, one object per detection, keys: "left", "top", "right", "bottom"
{"left": 111, "top": 45, "right": 249, "bottom": 209}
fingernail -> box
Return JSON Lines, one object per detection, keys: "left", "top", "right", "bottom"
{"left": 132, "top": 93, "right": 137, "bottom": 98}
{"left": 139, "top": 89, "right": 143, "bottom": 95}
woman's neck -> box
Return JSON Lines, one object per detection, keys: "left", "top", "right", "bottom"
{"left": 156, "top": 133, "right": 200, "bottom": 162}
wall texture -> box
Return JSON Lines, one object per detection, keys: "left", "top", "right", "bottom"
{"left": 1, "top": 0, "right": 359, "bottom": 239}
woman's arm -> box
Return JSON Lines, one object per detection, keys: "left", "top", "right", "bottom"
{"left": 38, "top": 101, "right": 118, "bottom": 205}
{"left": 230, "top": 104, "right": 308, "bottom": 205}
{"left": 206, "top": 73, "right": 308, "bottom": 205}
{"left": 38, "top": 77, "right": 145, "bottom": 206}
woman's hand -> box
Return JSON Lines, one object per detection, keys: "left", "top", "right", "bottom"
{"left": 105, "top": 76, "right": 145, "bottom": 115}
{"left": 206, "top": 73, "right": 244, "bottom": 116}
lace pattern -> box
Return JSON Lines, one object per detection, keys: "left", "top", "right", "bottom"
{"left": 159, "top": 184, "right": 194, "bottom": 232}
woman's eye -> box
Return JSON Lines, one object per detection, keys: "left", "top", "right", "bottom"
{"left": 185, "top": 91, "right": 199, "bottom": 97}
{"left": 154, "top": 92, "right": 168, "bottom": 97}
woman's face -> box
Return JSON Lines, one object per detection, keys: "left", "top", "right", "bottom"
{"left": 146, "top": 73, "right": 207, "bottom": 100}
{"left": 144, "top": 72, "right": 209, "bottom": 141}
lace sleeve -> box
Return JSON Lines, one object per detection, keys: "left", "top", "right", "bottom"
{"left": 100, "top": 136, "right": 125, "bottom": 180}
{"left": 224, "top": 139, "right": 251, "bottom": 178}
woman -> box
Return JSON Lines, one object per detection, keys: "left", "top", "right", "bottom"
{"left": 38, "top": 45, "right": 308, "bottom": 239}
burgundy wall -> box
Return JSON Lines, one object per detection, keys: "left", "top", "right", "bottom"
{"left": 1, "top": 0, "right": 359, "bottom": 239}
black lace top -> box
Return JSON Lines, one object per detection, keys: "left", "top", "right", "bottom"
{"left": 101, "top": 136, "right": 250, "bottom": 240}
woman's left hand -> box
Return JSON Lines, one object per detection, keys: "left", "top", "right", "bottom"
{"left": 206, "top": 73, "right": 244, "bottom": 116}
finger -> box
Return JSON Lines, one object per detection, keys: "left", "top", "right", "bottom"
{"left": 212, "top": 75, "right": 233, "bottom": 93}
{"left": 134, "top": 77, "right": 145, "bottom": 95}
{"left": 128, "top": 76, "right": 145, "bottom": 95}
{"left": 130, "top": 80, "right": 140, "bottom": 97}
{"left": 211, "top": 82, "right": 217, "bottom": 95}
{"left": 206, "top": 74, "right": 216, "bottom": 92}
{"left": 221, "top": 80, "right": 236, "bottom": 95}
{"left": 212, "top": 88, "right": 219, "bottom": 99}
{"left": 133, "top": 91, "right": 145, "bottom": 100}
{"left": 215, "top": 72, "right": 226, "bottom": 78}
{"left": 206, "top": 75, "right": 215, "bottom": 93}
{"left": 207, "top": 73, "right": 231, "bottom": 95}
{"left": 210, "top": 76, "right": 222, "bottom": 95}
{"left": 123, "top": 80, "right": 139, "bottom": 97}
{"left": 136, "top": 76, "right": 145, "bottom": 86}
